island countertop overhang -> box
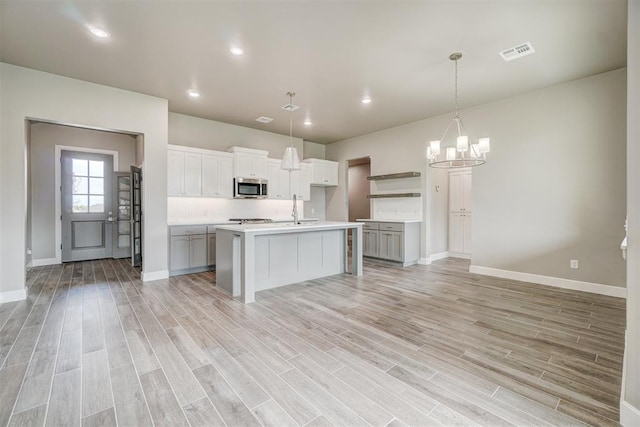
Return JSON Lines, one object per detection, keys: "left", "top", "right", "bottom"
{"left": 215, "top": 220, "right": 363, "bottom": 235}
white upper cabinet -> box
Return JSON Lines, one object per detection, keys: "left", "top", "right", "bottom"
{"left": 202, "top": 152, "right": 233, "bottom": 198}
{"left": 229, "top": 146, "right": 268, "bottom": 179}
{"left": 303, "top": 158, "right": 339, "bottom": 186}
{"left": 449, "top": 170, "right": 472, "bottom": 212}
{"left": 266, "top": 159, "right": 290, "bottom": 200}
{"left": 168, "top": 148, "right": 201, "bottom": 196}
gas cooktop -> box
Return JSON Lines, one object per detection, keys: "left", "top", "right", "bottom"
{"left": 229, "top": 218, "right": 274, "bottom": 224}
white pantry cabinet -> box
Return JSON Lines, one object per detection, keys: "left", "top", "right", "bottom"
{"left": 202, "top": 152, "right": 233, "bottom": 198}
{"left": 303, "top": 158, "right": 339, "bottom": 186}
{"left": 448, "top": 169, "right": 472, "bottom": 256}
{"left": 168, "top": 149, "right": 202, "bottom": 196}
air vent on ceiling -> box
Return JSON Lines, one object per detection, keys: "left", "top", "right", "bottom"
{"left": 281, "top": 103, "right": 300, "bottom": 112}
{"left": 255, "top": 116, "right": 273, "bottom": 124}
{"left": 499, "top": 42, "right": 535, "bottom": 62}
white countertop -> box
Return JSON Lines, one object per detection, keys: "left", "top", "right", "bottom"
{"left": 216, "top": 220, "right": 362, "bottom": 234}
{"left": 168, "top": 218, "right": 320, "bottom": 226}
{"left": 356, "top": 218, "right": 422, "bottom": 223}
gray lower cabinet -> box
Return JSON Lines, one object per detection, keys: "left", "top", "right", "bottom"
{"left": 359, "top": 221, "right": 421, "bottom": 266}
{"left": 207, "top": 233, "right": 216, "bottom": 266}
{"left": 169, "top": 225, "right": 215, "bottom": 276}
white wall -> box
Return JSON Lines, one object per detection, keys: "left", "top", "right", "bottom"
{"left": 327, "top": 68, "right": 627, "bottom": 287}
{"left": 623, "top": 0, "right": 640, "bottom": 423}
{"left": 0, "top": 63, "right": 169, "bottom": 299}
{"left": 29, "top": 122, "right": 137, "bottom": 261}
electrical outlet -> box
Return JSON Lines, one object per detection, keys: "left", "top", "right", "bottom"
{"left": 570, "top": 259, "right": 579, "bottom": 269}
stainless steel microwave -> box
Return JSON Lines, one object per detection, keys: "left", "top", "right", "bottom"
{"left": 234, "top": 178, "right": 268, "bottom": 199}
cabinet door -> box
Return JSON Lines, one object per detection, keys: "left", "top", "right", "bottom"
{"left": 462, "top": 172, "right": 472, "bottom": 212}
{"left": 267, "top": 161, "right": 287, "bottom": 199}
{"left": 189, "top": 235, "right": 207, "bottom": 268}
{"left": 324, "top": 161, "right": 338, "bottom": 186}
{"left": 363, "top": 230, "right": 379, "bottom": 257}
{"left": 449, "top": 213, "right": 465, "bottom": 253}
{"left": 183, "top": 153, "right": 202, "bottom": 196}
{"left": 463, "top": 213, "right": 472, "bottom": 254}
{"left": 167, "top": 150, "right": 185, "bottom": 196}
{"left": 310, "top": 163, "right": 325, "bottom": 185}
{"left": 380, "top": 231, "right": 403, "bottom": 261}
{"left": 449, "top": 172, "right": 464, "bottom": 212}
{"left": 170, "top": 236, "right": 190, "bottom": 270}
{"left": 293, "top": 163, "right": 311, "bottom": 201}
{"left": 203, "top": 155, "right": 233, "bottom": 198}
{"left": 218, "top": 156, "right": 234, "bottom": 198}
{"left": 207, "top": 234, "right": 216, "bottom": 266}
{"left": 251, "top": 156, "right": 267, "bottom": 179}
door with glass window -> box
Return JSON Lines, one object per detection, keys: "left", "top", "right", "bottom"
{"left": 112, "top": 172, "right": 131, "bottom": 259}
{"left": 61, "top": 151, "right": 113, "bottom": 262}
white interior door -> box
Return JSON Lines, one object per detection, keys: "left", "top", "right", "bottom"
{"left": 61, "top": 150, "right": 114, "bottom": 262}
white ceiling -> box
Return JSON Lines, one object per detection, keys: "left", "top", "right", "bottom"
{"left": 0, "top": 1, "right": 628, "bottom": 144}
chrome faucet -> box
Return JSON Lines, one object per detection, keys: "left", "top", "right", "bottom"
{"left": 292, "top": 194, "right": 299, "bottom": 224}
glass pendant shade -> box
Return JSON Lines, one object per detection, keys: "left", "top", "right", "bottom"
{"left": 456, "top": 135, "right": 469, "bottom": 152}
{"left": 429, "top": 140, "right": 441, "bottom": 155}
{"left": 282, "top": 146, "right": 301, "bottom": 171}
{"left": 446, "top": 147, "right": 456, "bottom": 161}
{"left": 479, "top": 137, "right": 491, "bottom": 153}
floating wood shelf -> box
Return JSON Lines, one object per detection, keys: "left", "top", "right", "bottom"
{"left": 367, "top": 172, "right": 421, "bottom": 181}
{"left": 367, "top": 193, "right": 421, "bottom": 199}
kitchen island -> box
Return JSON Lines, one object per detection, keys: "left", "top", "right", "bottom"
{"left": 216, "top": 221, "right": 363, "bottom": 303}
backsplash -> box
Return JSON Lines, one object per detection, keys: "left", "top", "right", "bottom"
{"left": 372, "top": 198, "right": 422, "bottom": 220}
{"left": 167, "top": 197, "right": 303, "bottom": 223}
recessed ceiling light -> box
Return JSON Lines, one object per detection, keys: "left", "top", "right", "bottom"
{"left": 256, "top": 116, "right": 273, "bottom": 124}
{"left": 89, "top": 27, "right": 110, "bottom": 38}
{"left": 361, "top": 96, "right": 372, "bottom": 104}
{"left": 304, "top": 120, "right": 312, "bottom": 126}
{"left": 187, "top": 90, "right": 200, "bottom": 98}
{"left": 230, "top": 46, "right": 244, "bottom": 56}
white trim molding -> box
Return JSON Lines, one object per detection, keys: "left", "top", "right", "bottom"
{"left": 469, "top": 265, "right": 627, "bottom": 298}
{"left": 0, "top": 288, "right": 27, "bottom": 303}
{"left": 429, "top": 251, "right": 450, "bottom": 262}
{"left": 448, "top": 252, "right": 471, "bottom": 260}
{"left": 141, "top": 270, "right": 169, "bottom": 282}
{"left": 621, "top": 401, "right": 640, "bottom": 426}
{"left": 31, "top": 257, "right": 60, "bottom": 267}
{"left": 418, "top": 258, "right": 431, "bottom": 265}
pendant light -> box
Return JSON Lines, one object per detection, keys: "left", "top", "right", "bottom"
{"left": 428, "top": 53, "right": 490, "bottom": 168}
{"left": 281, "top": 91, "right": 301, "bottom": 171}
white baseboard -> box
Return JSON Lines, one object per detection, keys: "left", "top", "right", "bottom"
{"left": 418, "top": 258, "right": 431, "bottom": 265}
{"left": 0, "top": 288, "right": 27, "bottom": 303}
{"left": 448, "top": 252, "right": 472, "bottom": 260}
{"left": 31, "top": 257, "right": 59, "bottom": 267}
{"left": 469, "top": 265, "right": 627, "bottom": 298}
{"left": 621, "top": 400, "right": 640, "bottom": 426}
{"left": 141, "top": 270, "right": 169, "bottom": 282}
{"left": 429, "top": 251, "right": 450, "bottom": 262}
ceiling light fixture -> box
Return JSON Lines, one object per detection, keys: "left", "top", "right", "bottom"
{"left": 428, "top": 52, "right": 490, "bottom": 168}
{"left": 281, "top": 91, "right": 301, "bottom": 171}
{"left": 89, "top": 27, "right": 110, "bottom": 38}
{"left": 361, "top": 96, "right": 372, "bottom": 104}
{"left": 230, "top": 46, "right": 244, "bottom": 56}
{"left": 304, "top": 120, "right": 312, "bottom": 126}
{"left": 187, "top": 90, "right": 200, "bottom": 98}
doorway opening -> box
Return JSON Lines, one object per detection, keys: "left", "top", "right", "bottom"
{"left": 27, "top": 120, "right": 144, "bottom": 268}
{"left": 346, "top": 157, "right": 371, "bottom": 248}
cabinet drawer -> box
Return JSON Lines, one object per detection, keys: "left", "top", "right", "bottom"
{"left": 362, "top": 222, "right": 379, "bottom": 230}
{"left": 379, "top": 223, "right": 404, "bottom": 232}
{"left": 170, "top": 225, "right": 207, "bottom": 236}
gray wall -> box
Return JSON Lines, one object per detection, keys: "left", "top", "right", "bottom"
{"left": 0, "top": 62, "right": 169, "bottom": 296}
{"left": 472, "top": 69, "right": 626, "bottom": 287}
{"left": 327, "top": 68, "right": 626, "bottom": 287}
{"left": 29, "top": 122, "right": 137, "bottom": 260}
{"left": 624, "top": 0, "right": 640, "bottom": 420}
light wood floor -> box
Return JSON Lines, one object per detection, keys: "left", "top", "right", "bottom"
{"left": 0, "top": 257, "right": 625, "bottom": 426}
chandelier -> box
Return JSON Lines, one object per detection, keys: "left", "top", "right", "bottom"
{"left": 281, "top": 91, "right": 301, "bottom": 171}
{"left": 428, "top": 52, "right": 490, "bottom": 168}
